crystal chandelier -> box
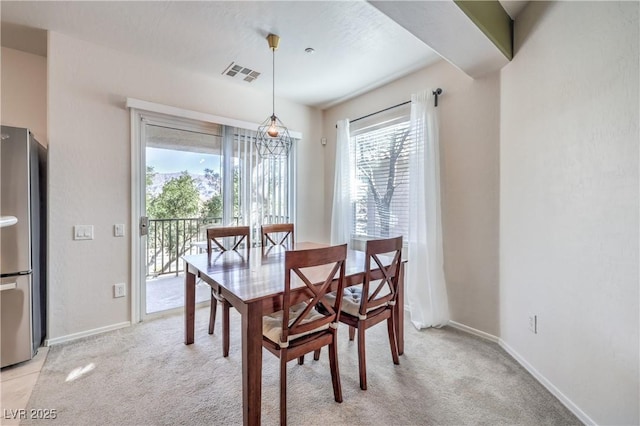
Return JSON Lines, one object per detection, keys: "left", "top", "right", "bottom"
{"left": 256, "top": 34, "right": 292, "bottom": 159}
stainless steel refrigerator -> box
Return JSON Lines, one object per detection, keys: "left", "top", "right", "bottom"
{"left": 1, "top": 125, "right": 47, "bottom": 368}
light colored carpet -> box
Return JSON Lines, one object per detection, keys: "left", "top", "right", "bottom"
{"left": 23, "top": 307, "right": 580, "bottom": 425}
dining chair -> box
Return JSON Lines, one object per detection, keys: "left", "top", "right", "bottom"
{"left": 205, "top": 226, "right": 250, "bottom": 357}
{"left": 262, "top": 244, "right": 347, "bottom": 425}
{"left": 320, "top": 236, "right": 403, "bottom": 390}
{"left": 261, "top": 223, "right": 294, "bottom": 251}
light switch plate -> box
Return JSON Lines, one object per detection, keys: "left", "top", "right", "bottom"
{"left": 114, "top": 224, "right": 125, "bottom": 237}
{"left": 74, "top": 225, "right": 94, "bottom": 240}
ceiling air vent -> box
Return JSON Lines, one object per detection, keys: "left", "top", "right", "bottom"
{"left": 222, "top": 62, "right": 260, "bottom": 83}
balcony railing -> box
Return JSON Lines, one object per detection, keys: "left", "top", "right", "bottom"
{"left": 146, "top": 217, "right": 238, "bottom": 277}
{"left": 146, "top": 215, "right": 291, "bottom": 278}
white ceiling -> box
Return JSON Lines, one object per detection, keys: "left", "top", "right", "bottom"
{"left": 0, "top": 1, "right": 528, "bottom": 110}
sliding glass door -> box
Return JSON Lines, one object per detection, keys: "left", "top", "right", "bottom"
{"left": 143, "top": 119, "right": 223, "bottom": 315}
{"left": 134, "top": 112, "right": 295, "bottom": 318}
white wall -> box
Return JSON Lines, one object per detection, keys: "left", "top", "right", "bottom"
{"left": 6, "top": 5, "right": 637, "bottom": 422}
{"left": 1, "top": 47, "right": 47, "bottom": 143}
{"left": 46, "top": 32, "right": 323, "bottom": 339}
{"left": 500, "top": 2, "right": 639, "bottom": 424}
{"left": 323, "top": 59, "right": 501, "bottom": 336}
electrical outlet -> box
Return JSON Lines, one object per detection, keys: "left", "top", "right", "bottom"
{"left": 114, "top": 283, "right": 126, "bottom": 298}
{"left": 528, "top": 315, "right": 537, "bottom": 334}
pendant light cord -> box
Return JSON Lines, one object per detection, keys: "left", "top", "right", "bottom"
{"left": 272, "top": 47, "right": 276, "bottom": 117}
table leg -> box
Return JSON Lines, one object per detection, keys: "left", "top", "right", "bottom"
{"left": 242, "top": 303, "right": 263, "bottom": 425}
{"left": 184, "top": 268, "right": 196, "bottom": 345}
{"left": 395, "top": 262, "right": 405, "bottom": 355}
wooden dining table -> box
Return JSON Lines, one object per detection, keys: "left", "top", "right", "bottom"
{"left": 183, "top": 242, "right": 405, "bottom": 426}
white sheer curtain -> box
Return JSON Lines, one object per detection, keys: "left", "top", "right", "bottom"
{"left": 407, "top": 90, "right": 450, "bottom": 329}
{"left": 330, "top": 119, "right": 352, "bottom": 246}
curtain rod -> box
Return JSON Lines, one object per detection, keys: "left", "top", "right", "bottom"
{"left": 350, "top": 100, "right": 410, "bottom": 125}
{"left": 336, "top": 88, "right": 443, "bottom": 128}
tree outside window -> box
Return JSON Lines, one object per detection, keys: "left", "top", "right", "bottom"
{"left": 352, "top": 118, "right": 411, "bottom": 240}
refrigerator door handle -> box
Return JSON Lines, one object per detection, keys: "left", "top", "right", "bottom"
{"left": 0, "top": 216, "right": 18, "bottom": 228}
{"left": 0, "top": 282, "right": 17, "bottom": 291}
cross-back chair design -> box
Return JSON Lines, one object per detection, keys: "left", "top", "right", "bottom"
{"left": 262, "top": 244, "right": 347, "bottom": 425}
{"left": 207, "top": 226, "right": 250, "bottom": 253}
{"left": 205, "top": 226, "right": 251, "bottom": 357}
{"left": 318, "top": 236, "right": 403, "bottom": 390}
{"left": 261, "top": 223, "right": 294, "bottom": 252}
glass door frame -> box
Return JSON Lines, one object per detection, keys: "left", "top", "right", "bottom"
{"left": 132, "top": 111, "right": 223, "bottom": 320}
{"left": 128, "top": 98, "right": 301, "bottom": 323}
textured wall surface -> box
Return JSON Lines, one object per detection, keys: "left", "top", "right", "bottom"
{"left": 6, "top": 4, "right": 638, "bottom": 422}
{"left": 323, "top": 59, "right": 501, "bottom": 337}
{"left": 1, "top": 47, "right": 47, "bottom": 143}
{"left": 46, "top": 32, "right": 323, "bottom": 339}
{"left": 500, "top": 2, "right": 639, "bottom": 424}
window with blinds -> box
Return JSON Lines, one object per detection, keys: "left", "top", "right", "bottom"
{"left": 232, "top": 128, "right": 294, "bottom": 244}
{"left": 351, "top": 115, "right": 411, "bottom": 241}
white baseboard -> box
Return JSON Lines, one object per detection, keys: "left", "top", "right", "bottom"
{"left": 447, "top": 320, "right": 593, "bottom": 425}
{"left": 498, "top": 339, "right": 596, "bottom": 426}
{"left": 45, "top": 321, "right": 131, "bottom": 346}
{"left": 448, "top": 320, "right": 499, "bottom": 343}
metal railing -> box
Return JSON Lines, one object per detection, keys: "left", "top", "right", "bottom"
{"left": 146, "top": 215, "right": 292, "bottom": 277}
{"left": 146, "top": 217, "right": 238, "bottom": 277}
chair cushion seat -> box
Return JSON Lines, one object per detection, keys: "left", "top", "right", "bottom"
{"left": 324, "top": 284, "right": 391, "bottom": 318}
{"left": 263, "top": 302, "right": 330, "bottom": 347}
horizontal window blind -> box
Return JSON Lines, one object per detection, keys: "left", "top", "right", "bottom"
{"left": 351, "top": 116, "right": 411, "bottom": 241}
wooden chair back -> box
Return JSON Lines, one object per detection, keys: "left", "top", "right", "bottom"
{"left": 204, "top": 226, "right": 249, "bottom": 356}
{"left": 360, "top": 236, "right": 403, "bottom": 318}
{"left": 279, "top": 244, "right": 347, "bottom": 346}
{"left": 261, "top": 223, "right": 294, "bottom": 249}
{"left": 206, "top": 226, "right": 251, "bottom": 253}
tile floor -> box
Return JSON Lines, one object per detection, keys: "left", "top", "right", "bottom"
{"left": 0, "top": 347, "right": 49, "bottom": 425}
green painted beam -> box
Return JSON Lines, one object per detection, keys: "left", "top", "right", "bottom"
{"left": 454, "top": 0, "right": 513, "bottom": 60}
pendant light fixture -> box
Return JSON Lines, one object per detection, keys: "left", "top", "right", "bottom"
{"left": 256, "top": 34, "right": 292, "bottom": 158}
